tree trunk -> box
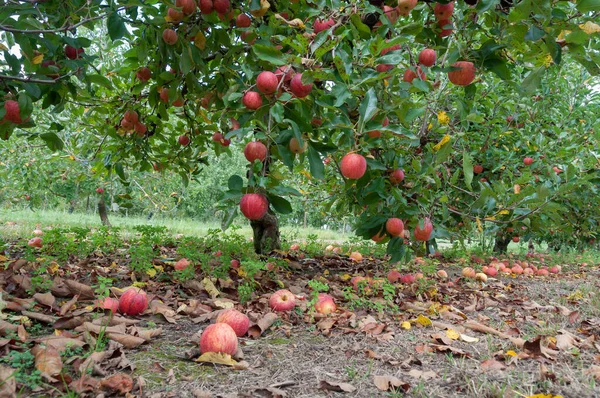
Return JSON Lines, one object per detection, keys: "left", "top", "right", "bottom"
{"left": 250, "top": 210, "right": 281, "bottom": 255}
{"left": 97, "top": 197, "right": 111, "bottom": 226}
{"left": 493, "top": 234, "right": 511, "bottom": 254}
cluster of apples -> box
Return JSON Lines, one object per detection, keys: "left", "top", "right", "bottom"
{"left": 199, "top": 308, "right": 249, "bottom": 356}
{"left": 119, "top": 110, "right": 147, "bottom": 136}
{"left": 96, "top": 287, "right": 148, "bottom": 316}
{"left": 1, "top": 100, "right": 27, "bottom": 125}
{"left": 372, "top": 217, "right": 434, "bottom": 243}
{"left": 462, "top": 258, "right": 561, "bottom": 280}
{"left": 242, "top": 66, "right": 313, "bottom": 111}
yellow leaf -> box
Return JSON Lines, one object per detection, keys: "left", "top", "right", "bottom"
{"left": 505, "top": 350, "right": 518, "bottom": 357}
{"left": 476, "top": 217, "right": 483, "bottom": 233}
{"left": 195, "top": 352, "right": 238, "bottom": 366}
{"left": 132, "top": 282, "right": 146, "bottom": 288}
{"left": 274, "top": 14, "right": 305, "bottom": 28}
{"left": 432, "top": 135, "right": 451, "bottom": 151}
{"left": 47, "top": 262, "right": 59, "bottom": 275}
{"left": 459, "top": 334, "right": 479, "bottom": 343}
{"left": 498, "top": 210, "right": 510, "bottom": 215}
{"left": 194, "top": 31, "right": 206, "bottom": 50}
{"left": 32, "top": 54, "right": 44, "bottom": 65}
{"left": 340, "top": 274, "right": 352, "bottom": 281}
{"left": 0, "top": 255, "right": 8, "bottom": 262}
{"left": 427, "top": 123, "right": 433, "bottom": 130}
{"left": 557, "top": 30, "right": 571, "bottom": 40}
{"left": 401, "top": 321, "right": 411, "bottom": 330}
{"left": 446, "top": 329, "right": 460, "bottom": 340}
{"left": 146, "top": 268, "right": 157, "bottom": 278}
{"left": 202, "top": 277, "right": 220, "bottom": 299}
{"left": 415, "top": 314, "right": 432, "bottom": 327}
{"left": 484, "top": 216, "right": 496, "bottom": 221}
{"left": 250, "top": 0, "right": 270, "bottom": 17}
{"left": 580, "top": 21, "right": 600, "bottom": 35}
{"left": 437, "top": 111, "right": 450, "bottom": 125}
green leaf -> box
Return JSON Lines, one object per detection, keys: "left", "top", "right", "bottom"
{"left": 115, "top": 163, "right": 127, "bottom": 181}
{"left": 268, "top": 195, "right": 293, "bottom": 214}
{"left": 228, "top": 175, "right": 244, "bottom": 191}
{"left": 39, "top": 132, "right": 64, "bottom": 151}
{"left": 180, "top": 46, "right": 194, "bottom": 75}
{"left": 476, "top": 0, "right": 500, "bottom": 13}
{"left": 358, "top": 88, "right": 378, "bottom": 133}
{"left": 307, "top": 146, "right": 325, "bottom": 179}
{"left": 87, "top": 74, "right": 114, "bottom": 90}
{"left": 22, "top": 83, "right": 41, "bottom": 99}
{"left": 521, "top": 67, "right": 545, "bottom": 94}
{"left": 107, "top": 12, "right": 127, "bottom": 41}
{"left": 577, "top": 0, "right": 600, "bottom": 12}
{"left": 270, "top": 102, "right": 284, "bottom": 123}
{"left": 525, "top": 26, "right": 545, "bottom": 41}
{"left": 387, "top": 237, "right": 406, "bottom": 263}
{"left": 463, "top": 151, "right": 473, "bottom": 190}
{"left": 252, "top": 45, "right": 287, "bottom": 66}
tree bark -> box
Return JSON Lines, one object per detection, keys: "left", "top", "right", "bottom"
{"left": 250, "top": 210, "right": 281, "bottom": 255}
{"left": 493, "top": 234, "right": 511, "bottom": 254}
{"left": 97, "top": 197, "right": 111, "bottom": 226}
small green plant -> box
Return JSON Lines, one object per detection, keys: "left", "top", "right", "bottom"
{"left": 0, "top": 349, "right": 42, "bottom": 388}
{"left": 128, "top": 242, "right": 155, "bottom": 274}
{"left": 238, "top": 281, "right": 255, "bottom": 304}
{"left": 93, "top": 276, "right": 114, "bottom": 298}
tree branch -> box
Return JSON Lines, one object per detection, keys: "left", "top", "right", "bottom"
{"left": 0, "top": 74, "right": 56, "bottom": 84}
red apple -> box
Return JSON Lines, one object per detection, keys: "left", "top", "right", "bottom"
{"left": 289, "top": 73, "right": 313, "bottom": 98}
{"left": 199, "top": 323, "right": 238, "bottom": 355}
{"left": 275, "top": 65, "right": 295, "bottom": 85}
{"left": 216, "top": 309, "right": 249, "bottom": 336}
{"left": 314, "top": 293, "right": 336, "bottom": 315}
{"left": 349, "top": 251, "right": 363, "bottom": 262}
{"left": 473, "top": 165, "right": 483, "bottom": 174}
{"left": 340, "top": 153, "right": 367, "bottom": 179}
{"left": 213, "top": 0, "right": 230, "bottom": 14}
{"left": 313, "top": 18, "right": 335, "bottom": 34}
{"left": 230, "top": 259, "right": 240, "bottom": 269}
{"left": 290, "top": 243, "right": 300, "bottom": 251}
{"left": 418, "top": 49, "right": 436, "bottom": 67}
{"left": 524, "top": 157, "right": 534, "bottom": 166}
{"left": 434, "top": 1, "right": 454, "bottom": 20}
{"left": 462, "top": 267, "right": 476, "bottom": 278}
{"left": 438, "top": 18, "right": 453, "bottom": 37}
{"left": 436, "top": 270, "right": 448, "bottom": 279}
{"left": 28, "top": 237, "right": 42, "bottom": 248}
{"left": 242, "top": 91, "right": 262, "bottom": 110}
{"left": 244, "top": 141, "right": 267, "bottom": 162}
{"left": 269, "top": 289, "right": 296, "bottom": 311}
{"left": 199, "top": 0, "right": 214, "bottom": 14}
{"left": 414, "top": 218, "right": 433, "bottom": 241}
{"left": 512, "top": 236, "right": 520, "bottom": 243}
{"left": 256, "top": 71, "right": 278, "bottom": 94}
{"left": 484, "top": 266, "right": 498, "bottom": 277}
{"left": 174, "top": 258, "right": 191, "bottom": 270}
{"left": 400, "top": 274, "right": 416, "bottom": 284}
{"left": 236, "top": 13, "right": 251, "bottom": 28}
{"left": 239, "top": 193, "right": 268, "bottom": 220}
{"left": 376, "top": 64, "right": 394, "bottom": 73}
{"left": 448, "top": 61, "right": 476, "bottom": 86}
{"left": 167, "top": 7, "right": 184, "bottom": 22}
{"left": 387, "top": 270, "right": 402, "bottom": 283}
{"left": 96, "top": 297, "right": 119, "bottom": 313}
{"left": 403, "top": 66, "right": 426, "bottom": 83}
{"left": 386, "top": 218, "right": 404, "bottom": 237}
{"left": 136, "top": 67, "right": 152, "bottom": 82}
{"left": 65, "top": 45, "right": 84, "bottom": 60}
{"left": 549, "top": 266, "right": 560, "bottom": 274}
{"left": 162, "top": 29, "right": 178, "bottom": 45}
{"left": 96, "top": 188, "right": 104, "bottom": 194}
{"left": 3, "top": 100, "right": 23, "bottom": 124}
{"left": 390, "top": 169, "right": 405, "bottom": 184}
{"left": 383, "top": 5, "right": 399, "bottom": 24}
{"left": 118, "top": 287, "right": 148, "bottom": 316}
{"left": 176, "top": 0, "right": 196, "bottom": 15}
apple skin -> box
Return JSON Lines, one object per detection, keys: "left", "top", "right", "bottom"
{"left": 136, "top": 67, "right": 152, "bottom": 82}
{"left": 512, "top": 236, "right": 520, "bottom": 243}
{"left": 390, "top": 169, "right": 405, "bottom": 184}
{"left": 239, "top": 193, "right": 268, "bottom": 220}
{"left": 289, "top": 73, "right": 313, "bottom": 98}
{"left": 236, "top": 13, "right": 251, "bottom": 28}
{"left": 483, "top": 266, "right": 498, "bottom": 277}
{"left": 314, "top": 293, "right": 336, "bottom": 315}
{"left": 199, "top": 323, "right": 238, "bottom": 355}
{"left": 118, "top": 287, "right": 148, "bottom": 316}
{"left": 313, "top": 18, "right": 335, "bottom": 34}
{"left": 28, "top": 237, "right": 43, "bottom": 248}
{"left": 473, "top": 165, "right": 484, "bottom": 174}
{"left": 340, "top": 153, "right": 367, "bottom": 179}
{"left": 162, "top": 29, "right": 178, "bottom": 45}
{"left": 244, "top": 141, "right": 267, "bottom": 162}
{"left": 269, "top": 289, "right": 296, "bottom": 311}
{"left": 403, "top": 67, "right": 426, "bottom": 83}
{"left": 349, "top": 251, "right": 363, "bottom": 262}
{"left": 96, "top": 297, "right": 119, "bottom": 312}
{"left": 414, "top": 218, "right": 433, "bottom": 241}
{"left": 256, "top": 71, "right": 279, "bottom": 94}
{"left": 438, "top": 18, "right": 453, "bottom": 37}
{"left": 174, "top": 258, "right": 191, "bottom": 270}
{"left": 462, "top": 267, "right": 476, "bottom": 278}
{"left": 230, "top": 259, "right": 240, "bottom": 269}
{"left": 448, "top": 61, "right": 476, "bottom": 86}
{"left": 178, "top": 135, "right": 190, "bottom": 146}
{"left": 289, "top": 137, "right": 308, "bottom": 154}
{"left": 96, "top": 188, "right": 104, "bottom": 194}
{"left": 418, "top": 49, "right": 437, "bottom": 67}
{"left": 386, "top": 218, "right": 404, "bottom": 237}
{"left": 3, "top": 100, "right": 24, "bottom": 124}
{"left": 242, "top": 91, "right": 262, "bottom": 110}
{"left": 387, "top": 270, "right": 402, "bottom": 283}
{"left": 216, "top": 309, "right": 249, "bottom": 337}
{"left": 524, "top": 157, "right": 534, "bottom": 166}
{"left": 65, "top": 45, "right": 84, "bottom": 60}
{"left": 434, "top": 2, "right": 455, "bottom": 20}
{"left": 475, "top": 273, "right": 488, "bottom": 282}
{"left": 399, "top": 274, "right": 416, "bottom": 284}
{"left": 436, "top": 270, "right": 448, "bottom": 279}
{"left": 397, "top": 0, "right": 417, "bottom": 16}
{"left": 213, "top": 0, "right": 230, "bottom": 14}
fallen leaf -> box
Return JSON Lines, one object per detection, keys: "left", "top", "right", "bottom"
{"left": 415, "top": 314, "right": 432, "bottom": 327}
{"left": 584, "top": 365, "right": 600, "bottom": 380}
{"left": 373, "top": 375, "right": 410, "bottom": 392}
{"left": 0, "top": 365, "right": 16, "bottom": 398}
{"left": 100, "top": 373, "right": 133, "bottom": 394}
{"left": 149, "top": 301, "right": 177, "bottom": 323}
{"left": 401, "top": 321, "right": 411, "bottom": 330}
{"left": 202, "top": 278, "right": 220, "bottom": 299}
{"left": 481, "top": 359, "right": 506, "bottom": 372}
{"left": 319, "top": 380, "right": 356, "bottom": 392}
{"left": 33, "top": 292, "right": 56, "bottom": 309}
{"left": 568, "top": 311, "right": 580, "bottom": 324}
{"left": 69, "top": 375, "right": 100, "bottom": 394}
{"left": 407, "top": 369, "right": 437, "bottom": 380}
{"left": 59, "top": 295, "right": 79, "bottom": 316}
{"left": 33, "top": 345, "right": 63, "bottom": 377}
{"left": 523, "top": 337, "right": 558, "bottom": 360}
{"left": 195, "top": 352, "right": 239, "bottom": 367}
{"left": 459, "top": 334, "right": 479, "bottom": 343}
{"left": 248, "top": 313, "right": 278, "bottom": 339}
{"left": 63, "top": 280, "right": 95, "bottom": 300}
{"left": 556, "top": 333, "right": 577, "bottom": 351}
{"left": 430, "top": 344, "right": 469, "bottom": 357}
{"left": 446, "top": 329, "right": 460, "bottom": 340}
{"left": 539, "top": 363, "right": 557, "bottom": 382}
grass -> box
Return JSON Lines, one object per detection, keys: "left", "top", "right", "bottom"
{"left": 0, "top": 209, "right": 351, "bottom": 242}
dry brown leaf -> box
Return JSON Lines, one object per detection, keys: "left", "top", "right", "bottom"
{"left": 584, "top": 365, "right": 600, "bottom": 380}
{"left": 149, "top": 301, "right": 177, "bottom": 323}
{"left": 100, "top": 373, "right": 133, "bottom": 394}
{"left": 539, "top": 363, "right": 557, "bottom": 382}
{"left": 77, "top": 351, "right": 106, "bottom": 374}
{"left": 59, "top": 295, "right": 79, "bottom": 316}
{"left": 556, "top": 333, "right": 577, "bottom": 351}
{"left": 202, "top": 277, "right": 220, "bottom": 299}
{"left": 33, "top": 345, "right": 63, "bottom": 376}
{"left": 481, "top": 359, "right": 506, "bottom": 372}
{"left": 248, "top": 313, "right": 278, "bottom": 339}
{"left": 33, "top": 292, "right": 56, "bottom": 308}
{"left": 568, "top": 310, "right": 581, "bottom": 324}
{"left": 69, "top": 375, "right": 100, "bottom": 394}
{"left": 193, "top": 390, "right": 213, "bottom": 398}
{"left": 407, "top": 369, "right": 437, "bottom": 380}
{"left": 0, "top": 320, "right": 19, "bottom": 335}
{"left": 16, "top": 325, "right": 27, "bottom": 342}
{"left": 319, "top": 380, "right": 356, "bottom": 392}
{"left": 0, "top": 365, "right": 16, "bottom": 398}
{"left": 21, "top": 310, "right": 56, "bottom": 324}
{"left": 53, "top": 316, "right": 85, "bottom": 330}
{"left": 106, "top": 332, "right": 145, "bottom": 349}
{"left": 373, "top": 375, "right": 410, "bottom": 392}
{"left": 63, "top": 280, "right": 95, "bottom": 300}
{"left": 34, "top": 336, "right": 85, "bottom": 353}
{"left": 430, "top": 344, "right": 470, "bottom": 357}
{"left": 131, "top": 327, "right": 162, "bottom": 341}
{"left": 316, "top": 318, "right": 335, "bottom": 334}
{"left": 523, "top": 337, "right": 558, "bottom": 360}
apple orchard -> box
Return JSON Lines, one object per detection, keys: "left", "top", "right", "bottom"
{"left": 1, "top": 0, "right": 600, "bottom": 259}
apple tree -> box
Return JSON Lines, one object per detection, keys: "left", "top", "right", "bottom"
{"left": 1, "top": 0, "right": 599, "bottom": 258}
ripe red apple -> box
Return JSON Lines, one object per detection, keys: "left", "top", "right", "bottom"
{"left": 212, "top": 132, "right": 224, "bottom": 143}
{"left": 418, "top": 49, "right": 436, "bottom": 67}
{"left": 269, "top": 289, "right": 296, "bottom": 311}
{"left": 340, "top": 153, "right": 367, "bottom": 179}
{"left": 448, "top": 61, "right": 476, "bottom": 86}
{"left": 118, "top": 287, "right": 148, "bottom": 316}
{"left": 289, "top": 137, "right": 307, "bottom": 154}
{"left": 511, "top": 265, "right": 523, "bottom": 275}
{"left": 397, "top": 0, "right": 417, "bottom": 16}
{"left": 256, "top": 71, "right": 279, "bottom": 94}
{"left": 236, "top": 13, "right": 251, "bottom": 28}
{"left": 313, "top": 18, "right": 335, "bottom": 34}
{"left": 484, "top": 266, "right": 498, "bottom": 277}
{"left": 434, "top": 1, "right": 454, "bottom": 20}
{"left": 403, "top": 66, "right": 426, "bottom": 83}
{"left": 512, "top": 236, "right": 520, "bottom": 243}
{"left": 473, "top": 165, "right": 483, "bottom": 174}
{"left": 414, "top": 218, "right": 433, "bottom": 241}
{"left": 289, "top": 243, "right": 300, "bottom": 251}
{"left": 242, "top": 91, "right": 262, "bottom": 110}
{"left": 289, "top": 73, "right": 313, "bottom": 98}
{"left": 386, "top": 218, "right": 404, "bottom": 237}
{"left": 437, "top": 270, "right": 448, "bottom": 279}
{"left": 178, "top": 135, "right": 190, "bottom": 146}
{"left": 438, "top": 18, "right": 453, "bottom": 37}
{"left": 173, "top": 97, "right": 184, "bottom": 107}
{"left": 167, "top": 7, "right": 184, "bottom": 22}
{"left": 462, "top": 267, "right": 476, "bottom": 278}
{"left": 162, "top": 29, "right": 178, "bottom": 45}
{"left": 349, "top": 251, "right": 363, "bottom": 262}
{"left": 390, "top": 169, "right": 405, "bottom": 184}
{"left": 33, "top": 228, "right": 43, "bottom": 236}
{"left": 199, "top": 0, "right": 213, "bottom": 14}
{"left": 199, "top": 323, "right": 238, "bottom": 355}
{"left": 537, "top": 269, "right": 549, "bottom": 276}
{"left": 400, "top": 274, "right": 416, "bottom": 284}
{"left": 230, "top": 259, "right": 240, "bottom": 269}
{"left": 548, "top": 266, "right": 560, "bottom": 274}
{"left": 96, "top": 297, "right": 119, "bottom": 313}
{"left": 3, "top": 100, "right": 23, "bottom": 124}
{"left": 28, "top": 237, "right": 42, "bottom": 248}
{"left": 524, "top": 157, "right": 534, "bottom": 166}
{"left": 244, "top": 141, "right": 267, "bottom": 162}
{"left": 136, "top": 67, "right": 152, "bottom": 82}
{"left": 96, "top": 188, "right": 104, "bottom": 194}
{"left": 176, "top": 0, "right": 196, "bottom": 15}
{"left": 381, "top": 44, "right": 401, "bottom": 56}
{"left": 314, "top": 293, "right": 336, "bottom": 315}
{"left": 65, "top": 45, "right": 84, "bottom": 60}
{"left": 275, "top": 65, "right": 295, "bottom": 85}
{"left": 387, "top": 270, "right": 402, "bottom": 283}
{"left": 239, "top": 193, "right": 268, "bottom": 220}
{"left": 376, "top": 64, "right": 394, "bottom": 73}
{"left": 213, "top": 0, "right": 230, "bottom": 14}
{"left": 383, "top": 5, "right": 399, "bottom": 24}
{"left": 174, "top": 258, "right": 191, "bottom": 270}
{"left": 553, "top": 166, "right": 563, "bottom": 174}
{"left": 216, "top": 309, "right": 249, "bottom": 336}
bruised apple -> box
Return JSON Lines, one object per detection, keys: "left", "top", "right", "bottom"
{"left": 216, "top": 309, "right": 250, "bottom": 337}
{"left": 96, "top": 297, "right": 119, "bottom": 313}
{"left": 118, "top": 287, "right": 148, "bottom": 316}
{"left": 314, "top": 293, "right": 336, "bottom": 315}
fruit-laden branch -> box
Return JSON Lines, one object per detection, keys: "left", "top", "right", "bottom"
{"left": 0, "top": 6, "right": 133, "bottom": 34}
